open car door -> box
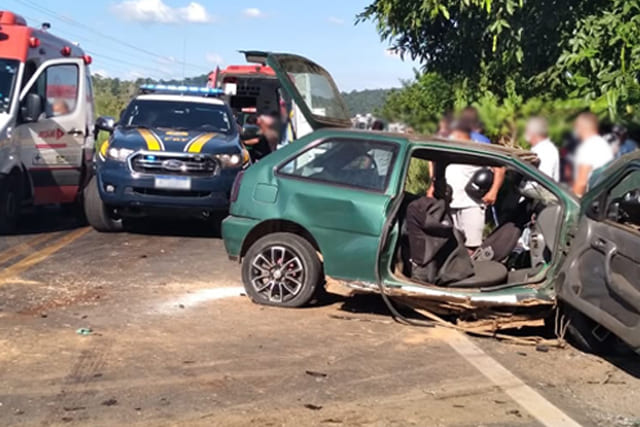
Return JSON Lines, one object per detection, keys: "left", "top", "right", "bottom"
{"left": 557, "top": 153, "right": 640, "bottom": 352}
{"left": 242, "top": 51, "right": 352, "bottom": 131}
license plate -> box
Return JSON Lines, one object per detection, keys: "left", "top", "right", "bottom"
{"left": 154, "top": 176, "right": 191, "bottom": 190}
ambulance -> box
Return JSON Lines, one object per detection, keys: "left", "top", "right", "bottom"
{"left": 0, "top": 11, "right": 95, "bottom": 232}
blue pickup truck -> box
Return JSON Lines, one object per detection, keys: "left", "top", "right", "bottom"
{"left": 85, "top": 85, "right": 249, "bottom": 232}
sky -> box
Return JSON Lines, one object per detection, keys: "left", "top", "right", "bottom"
{"left": 5, "top": 0, "right": 422, "bottom": 91}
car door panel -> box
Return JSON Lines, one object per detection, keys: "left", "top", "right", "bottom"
{"left": 271, "top": 136, "right": 399, "bottom": 283}
{"left": 279, "top": 180, "right": 390, "bottom": 282}
{"left": 558, "top": 164, "right": 640, "bottom": 351}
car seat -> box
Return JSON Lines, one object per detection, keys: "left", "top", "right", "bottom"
{"left": 405, "top": 196, "right": 507, "bottom": 288}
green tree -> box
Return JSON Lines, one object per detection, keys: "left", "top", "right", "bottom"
{"left": 360, "top": 0, "right": 640, "bottom": 143}
{"left": 380, "top": 72, "right": 454, "bottom": 133}
{"left": 546, "top": 0, "right": 640, "bottom": 122}
{"left": 358, "top": 0, "right": 607, "bottom": 98}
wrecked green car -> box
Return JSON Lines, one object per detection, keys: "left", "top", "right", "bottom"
{"left": 222, "top": 51, "right": 640, "bottom": 354}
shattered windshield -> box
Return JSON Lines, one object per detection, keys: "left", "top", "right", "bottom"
{"left": 0, "top": 58, "right": 19, "bottom": 114}
{"left": 121, "top": 100, "right": 234, "bottom": 134}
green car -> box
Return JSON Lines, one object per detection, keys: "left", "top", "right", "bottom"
{"left": 222, "top": 51, "right": 640, "bottom": 353}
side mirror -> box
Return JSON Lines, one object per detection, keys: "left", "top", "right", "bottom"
{"left": 240, "top": 125, "right": 259, "bottom": 141}
{"left": 95, "top": 116, "right": 116, "bottom": 134}
{"left": 20, "top": 93, "right": 43, "bottom": 123}
{"left": 619, "top": 190, "right": 640, "bottom": 221}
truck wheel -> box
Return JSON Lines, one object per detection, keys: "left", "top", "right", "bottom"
{"left": 242, "top": 233, "right": 322, "bottom": 308}
{"left": 83, "top": 176, "right": 123, "bottom": 232}
{"left": 0, "top": 173, "right": 20, "bottom": 234}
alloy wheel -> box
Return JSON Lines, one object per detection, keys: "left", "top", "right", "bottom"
{"left": 249, "top": 245, "right": 305, "bottom": 303}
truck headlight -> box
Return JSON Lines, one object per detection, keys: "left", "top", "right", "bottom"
{"left": 215, "top": 153, "right": 242, "bottom": 168}
{"left": 107, "top": 147, "right": 135, "bottom": 162}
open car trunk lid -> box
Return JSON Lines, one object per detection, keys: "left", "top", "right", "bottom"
{"left": 242, "top": 50, "right": 352, "bottom": 130}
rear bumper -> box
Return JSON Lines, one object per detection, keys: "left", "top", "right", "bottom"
{"left": 221, "top": 215, "right": 260, "bottom": 259}
{"left": 96, "top": 164, "right": 239, "bottom": 213}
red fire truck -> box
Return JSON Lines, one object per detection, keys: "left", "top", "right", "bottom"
{"left": 0, "top": 11, "right": 95, "bottom": 232}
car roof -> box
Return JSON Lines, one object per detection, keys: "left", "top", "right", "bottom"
{"left": 331, "top": 128, "right": 540, "bottom": 166}
{"left": 134, "top": 94, "right": 226, "bottom": 105}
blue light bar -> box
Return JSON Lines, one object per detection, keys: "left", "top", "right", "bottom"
{"left": 139, "top": 84, "right": 224, "bottom": 96}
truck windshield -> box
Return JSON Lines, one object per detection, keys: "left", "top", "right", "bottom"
{"left": 0, "top": 59, "right": 19, "bottom": 114}
{"left": 121, "top": 100, "right": 234, "bottom": 134}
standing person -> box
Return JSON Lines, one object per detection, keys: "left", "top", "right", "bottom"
{"left": 461, "top": 106, "right": 490, "bottom": 144}
{"left": 244, "top": 113, "right": 280, "bottom": 162}
{"left": 458, "top": 106, "right": 504, "bottom": 206}
{"left": 445, "top": 120, "right": 486, "bottom": 253}
{"left": 612, "top": 125, "right": 638, "bottom": 158}
{"left": 436, "top": 113, "right": 453, "bottom": 138}
{"left": 525, "top": 117, "right": 560, "bottom": 181}
{"left": 572, "top": 112, "right": 614, "bottom": 197}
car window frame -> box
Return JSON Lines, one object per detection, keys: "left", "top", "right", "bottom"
{"left": 275, "top": 137, "right": 399, "bottom": 194}
{"left": 599, "top": 166, "right": 640, "bottom": 236}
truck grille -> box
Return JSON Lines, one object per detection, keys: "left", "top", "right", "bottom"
{"left": 130, "top": 152, "right": 218, "bottom": 176}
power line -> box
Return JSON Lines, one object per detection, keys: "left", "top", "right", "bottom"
{"left": 15, "top": 11, "right": 178, "bottom": 80}
{"left": 85, "top": 51, "right": 176, "bottom": 80}
{"left": 11, "top": 0, "right": 204, "bottom": 71}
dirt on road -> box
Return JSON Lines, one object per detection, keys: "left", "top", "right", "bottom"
{"left": 0, "top": 212, "right": 638, "bottom": 427}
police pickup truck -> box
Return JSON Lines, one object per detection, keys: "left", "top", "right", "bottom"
{"left": 85, "top": 85, "right": 249, "bottom": 232}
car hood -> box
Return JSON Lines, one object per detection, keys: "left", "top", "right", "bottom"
{"left": 110, "top": 127, "right": 239, "bottom": 154}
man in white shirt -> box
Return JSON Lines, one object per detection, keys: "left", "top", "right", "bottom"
{"left": 444, "top": 121, "right": 485, "bottom": 252}
{"left": 573, "top": 113, "right": 614, "bottom": 196}
{"left": 525, "top": 117, "right": 559, "bottom": 181}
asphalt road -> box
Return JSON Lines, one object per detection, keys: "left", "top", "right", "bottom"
{"left": 0, "top": 209, "right": 639, "bottom": 427}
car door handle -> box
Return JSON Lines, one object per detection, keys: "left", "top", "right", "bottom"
{"left": 68, "top": 128, "right": 84, "bottom": 136}
{"left": 598, "top": 239, "right": 640, "bottom": 308}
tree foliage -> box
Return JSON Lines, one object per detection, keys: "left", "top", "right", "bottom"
{"left": 358, "top": 0, "right": 607, "bottom": 98}
{"left": 380, "top": 72, "right": 454, "bottom": 133}
{"left": 546, "top": 0, "right": 640, "bottom": 122}
{"left": 341, "top": 89, "right": 392, "bottom": 115}
{"left": 359, "top": 0, "right": 640, "bottom": 144}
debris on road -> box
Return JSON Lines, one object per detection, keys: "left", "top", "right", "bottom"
{"left": 328, "top": 314, "right": 392, "bottom": 324}
{"left": 76, "top": 327, "right": 92, "bottom": 336}
{"left": 63, "top": 406, "right": 86, "bottom": 412}
{"left": 536, "top": 344, "right": 550, "bottom": 353}
{"left": 305, "top": 370, "right": 328, "bottom": 378}
{"left": 101, "top": 398, "right": 118, "bottom": 407}
{"left": 304, "top": 403, "right": 323, "bottom": 411}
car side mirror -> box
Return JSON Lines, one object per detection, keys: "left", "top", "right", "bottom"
{"left": 20, "top": 93, "right": 43, "bottom": 123}
{"left": 240, "top": 125, "right": 259, "bottom": 141}
{"left": 619, "top": 190, "right": 640, "bottom": 221}
{"left": 95, "top": 116, "right": 116, "bottom": 134}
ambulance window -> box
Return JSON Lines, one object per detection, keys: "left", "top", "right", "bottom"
{"left": 30, "top": 64, "right": 79, "bottom": 117}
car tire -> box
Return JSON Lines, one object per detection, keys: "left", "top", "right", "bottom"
{"left": 242, "top": 232, "right": 322, "bottom": 308}
{"left": 83, "top": 176, "right": 123, "bottom": 232}
{"left": 563, "top": 305, "right": 618, "bottom": 355}
{"left": 0, "top": 172, "right": 21, "bottom": 235}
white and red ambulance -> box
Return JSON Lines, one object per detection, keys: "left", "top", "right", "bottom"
{"left": 0, "top": 10, "right": 95, "bottom": 232}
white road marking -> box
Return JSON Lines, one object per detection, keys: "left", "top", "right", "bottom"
{"left": 154, "top": 286, "right": 245, "bottom": 313}
{"left": 445, "top": 330, "right": 583, "bottom": 427}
